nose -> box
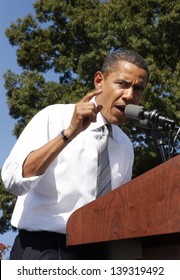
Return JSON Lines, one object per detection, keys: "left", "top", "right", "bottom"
{"left": 122, "top": 87, "right": 134, "bottom": 104}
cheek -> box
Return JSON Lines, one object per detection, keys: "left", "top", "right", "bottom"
{"left": 100, "top": 88, "right": 112, "bottom": 105}
{"left": 99, "top": 94, "right": 113, "bottom": 116}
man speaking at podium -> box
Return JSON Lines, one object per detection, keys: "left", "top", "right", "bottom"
{"left": 2, "top": 49, "right": 149, "bottom": 259}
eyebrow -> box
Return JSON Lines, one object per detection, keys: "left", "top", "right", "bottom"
{"left": 115, "top": 79, "right": 145, "bottom": 91}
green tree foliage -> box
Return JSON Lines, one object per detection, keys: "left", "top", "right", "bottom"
{"left": 1, "top": 0, "right": 180, "bottom": 232}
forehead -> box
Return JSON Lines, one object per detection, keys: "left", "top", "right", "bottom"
{"left": 110, "top": 61, "right": 148, "bottom": 85}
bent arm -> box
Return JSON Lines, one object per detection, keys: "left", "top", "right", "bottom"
{"left": 22, "top": 128, "right": 74, "bottom": 177}
{"left": 2, "top": 89, "right": 102, "bottom": 194}
{"left": 22, "top": 89, "right": 102, "bottom": 178}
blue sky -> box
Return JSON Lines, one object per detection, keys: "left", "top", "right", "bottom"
{"left": 0, "top": 0, "right": 36, "bottom": 259}
{"left": 0, "top": 0, "right": 36, "bottom": 166}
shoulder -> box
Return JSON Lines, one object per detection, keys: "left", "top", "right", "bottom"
{"left": 112, "top": 125, "right": 134, "bottom": 162}
{"left": 33, "top": 103, "right": 75, "bottom": 119}
{"left": 43, "top": 103, "right": 75, "bottom": 113}
{"left": 112, "top": 125, "right": 132, "bottom": 146}
{"left": 22, "top": 104, "right": 75, "bottom": 131}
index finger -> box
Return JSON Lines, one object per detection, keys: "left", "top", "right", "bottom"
{"left": 80, "top": 89, "right": 102, "bottom": 103}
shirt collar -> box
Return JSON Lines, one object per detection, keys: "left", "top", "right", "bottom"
{"left": 88, "top": 97, "right": 108, "bottom": 131}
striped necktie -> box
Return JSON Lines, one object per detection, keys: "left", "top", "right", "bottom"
{"left": 96, "top": 124, "right": 112, "bottom": 198}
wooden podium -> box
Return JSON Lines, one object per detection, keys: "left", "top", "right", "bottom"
{"left": 66, "top": 155, "right": 180, "bottom": 259}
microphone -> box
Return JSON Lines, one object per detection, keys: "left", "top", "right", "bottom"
{"left": 125, "top": 104, "right": 176, "bottom": 131}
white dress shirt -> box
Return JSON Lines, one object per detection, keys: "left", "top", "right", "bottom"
{"left": 1, "top": 103, "right": 134, "bottom": 234}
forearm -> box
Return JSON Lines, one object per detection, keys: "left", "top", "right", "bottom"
{"left": 22, "top": 128, "right": 75, "bottom": 178}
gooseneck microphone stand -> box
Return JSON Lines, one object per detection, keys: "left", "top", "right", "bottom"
{"left": 149, "top": 110, "right": 179, "bottom": 162}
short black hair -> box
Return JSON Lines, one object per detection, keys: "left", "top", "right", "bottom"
{"left": 101, "top": 49, "right": 149, "bottom": 80}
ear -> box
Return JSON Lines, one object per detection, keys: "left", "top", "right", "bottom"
{"left": 94, "top": 71, "right": 103, "bottom": 89}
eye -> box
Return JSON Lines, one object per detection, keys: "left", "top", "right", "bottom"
{"left": 116, "top": 80, "right": 129, "bottom": 88}
{"left": 134, "top": 85, "right": 144, "bottom": 94}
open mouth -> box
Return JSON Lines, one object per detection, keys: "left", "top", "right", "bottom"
{"left": 114, "top": 105, "right": 125, "bottom": 114}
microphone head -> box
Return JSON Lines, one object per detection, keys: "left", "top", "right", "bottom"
{"left": 125, "top": 104, "right": 144, "bottom": 120}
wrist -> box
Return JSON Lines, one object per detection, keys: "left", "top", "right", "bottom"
{"left": 60, "top": 129, "right": 72, "bottom": 143}
{"left": 65, "top": 125, "right": 80, "bottom": 139}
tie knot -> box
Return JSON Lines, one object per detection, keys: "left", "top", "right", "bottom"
{"left": 102, "top": 124, "right": 112, "bottom": 138}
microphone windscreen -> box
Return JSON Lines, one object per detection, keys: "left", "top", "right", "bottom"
{"left": 125, "top": 104, "right": 144, "bottom": 120}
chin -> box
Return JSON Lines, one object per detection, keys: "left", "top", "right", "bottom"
{"left": 109, "top": 116, "right": 125, "bottom": 126}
